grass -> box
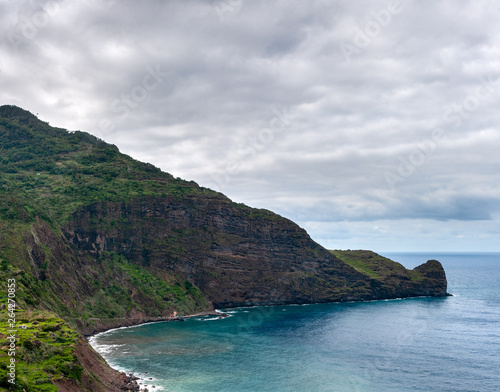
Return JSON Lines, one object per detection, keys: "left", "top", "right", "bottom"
{"left": 331, "top": 249, "right": 425, "bottom": 282}
{"left": 331, "top": 250, "right": 381, "bottom": 278}
{"left": 0, "top": 310, "right": 82, "bottom": 391}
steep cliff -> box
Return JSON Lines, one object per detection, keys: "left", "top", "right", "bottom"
{"left": 0, "top": 105, "right": 448, "bottom": 390}
{"left": 63, "top": 198, "right": 448, "bottom": 308}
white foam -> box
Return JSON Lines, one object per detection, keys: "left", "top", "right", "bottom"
{"left": 200, "top": 317, "right": 223, "bottom": 321}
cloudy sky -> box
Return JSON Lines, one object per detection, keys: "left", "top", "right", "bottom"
{"left": 1, "top": 0, "right": 499, "bottom": 252}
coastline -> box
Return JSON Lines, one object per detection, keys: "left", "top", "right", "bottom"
{"left": 83, "top": 310, "right": 228, "bottom": 338}
{"left": 85, "top": 310, "right": 229, "bottom": 392}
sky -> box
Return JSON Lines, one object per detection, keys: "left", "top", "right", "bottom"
{"left": 1, "top": 0, "right": 499, "bottom": 252}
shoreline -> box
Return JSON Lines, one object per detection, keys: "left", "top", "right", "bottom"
{"left": 84, "top": 309, "right": 229, "bottom": 339}
{"left": 85, "top": 310, "right": 229, "bottom": 391}
{"left": 80, "top": 309, "right": 228, "bottom": 338}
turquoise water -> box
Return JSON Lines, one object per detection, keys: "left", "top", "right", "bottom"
{"left": 90, "top": 253, "right": 500, "bottom": 392}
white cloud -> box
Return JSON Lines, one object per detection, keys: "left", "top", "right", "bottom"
{"left": 1, "top": 0, "right": 499, "bottom": 251}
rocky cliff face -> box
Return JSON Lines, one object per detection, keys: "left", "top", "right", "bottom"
{"left": 413, "top": 259, "right": 448, "bottom": 296}
{"left": 63, "top": 196, "right": 448, "bottom": 308}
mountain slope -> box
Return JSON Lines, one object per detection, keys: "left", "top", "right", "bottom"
{"left": 0, "top": 105, "right": 448, "bottom": 390}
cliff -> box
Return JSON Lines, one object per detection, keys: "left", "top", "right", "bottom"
{"left": 63, "top": 198, "right": 448, "bottom": 308}
{"left": 0, "top": 105, "right": 448, "bottom": 390}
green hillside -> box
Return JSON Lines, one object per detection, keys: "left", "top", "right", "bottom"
{"left": 0, "top": 105, "right": 224, "bottom": 225}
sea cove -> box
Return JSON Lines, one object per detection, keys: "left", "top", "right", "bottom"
{"left": 91, "top": 253, "right": 500, "bottom": 392}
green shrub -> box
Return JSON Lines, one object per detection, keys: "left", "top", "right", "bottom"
{"left": 42, "top": 323, "right": 61, "bottom": 332}
{"left": 43, "top": 365, "right": 57, "bottom": 374}
{"left": 33, "top": 377, "right": 53, "bottom": 385}
{"left": 58, "top": 361, "right": 83, "bottom": 381}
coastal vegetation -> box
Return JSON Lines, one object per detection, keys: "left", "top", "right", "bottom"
{"left": 331, "top": 249, "right": 424, "bottom": 281}
{"left": 0, "top": 311, "right": 82, "bottom": 392}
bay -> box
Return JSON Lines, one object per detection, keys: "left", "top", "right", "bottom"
{"left": 90, "top": 253, "right": 500, "bottom": 392}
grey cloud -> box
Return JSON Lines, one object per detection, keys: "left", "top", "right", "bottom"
{"left": 1, "top": 0, "right": 500, "bottom": 251}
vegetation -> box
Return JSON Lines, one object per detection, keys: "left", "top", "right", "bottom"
{"left": 0, "top": 105, "right": 223, "bottom": 225}
{"left": 331, "top": 249, "right": 425, "bottom": 282}
{"left": 82, "top": 251, "right": 209, "bottom": 319}
{"left": 0, "top": 311, "right": 83, "bottom": 392}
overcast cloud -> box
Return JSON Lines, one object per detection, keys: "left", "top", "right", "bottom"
{"left": 1, "top": 0, "right": 499, "bottom": 252}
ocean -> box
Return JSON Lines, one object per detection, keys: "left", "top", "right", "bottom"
{"left": 90, "top": 252, "right": 500, "bottom": 392}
